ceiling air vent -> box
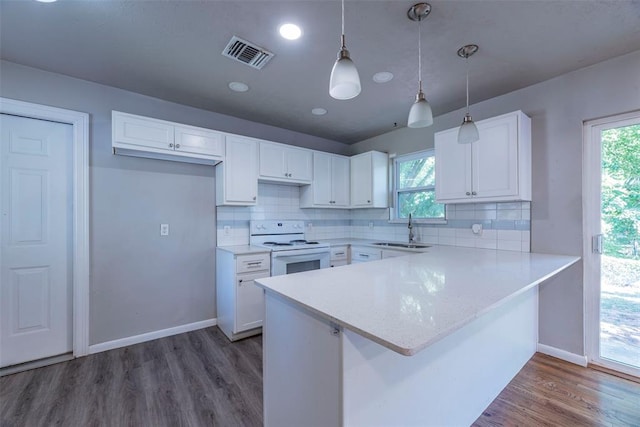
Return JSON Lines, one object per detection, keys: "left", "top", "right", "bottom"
{"left": 222, "top": 36, "right": 274, "bottom": 70}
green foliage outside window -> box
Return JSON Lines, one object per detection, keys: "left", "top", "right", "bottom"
{"left": 602, "top": 124, "right": 640, "bottom": 259}
{"left": 396, "top": 152, "right": 445, "bottom": 219}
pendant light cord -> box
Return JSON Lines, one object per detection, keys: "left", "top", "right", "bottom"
{"left": 418, "top": 18, "right": 422, "bottom": 92}
{"left": 341, "top": 0, "right": 346, "bottom": 48}
{"left": 465, "top": 56, "right": 470, "bottom": 114}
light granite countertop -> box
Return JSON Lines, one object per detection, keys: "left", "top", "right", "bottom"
{"left": 255, "top": 245, "right": 579, "bottom": 356}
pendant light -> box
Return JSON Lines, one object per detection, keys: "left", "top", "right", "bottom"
{"left": 407, "top": 3, "right": 433, "bottom": 128}
{"left": 329, "top": 0, "right": 361, "bottom": 100}
{"left": 457, "top": 44, "right": 479, "bottom": 143}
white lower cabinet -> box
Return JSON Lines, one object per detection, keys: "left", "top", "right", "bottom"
{"left": 216, "top": 249, "right": 270, "bottom": 341}
{"left": 350, "top": 246, "right": 381, "bottom": 264}
{"left": 216, "top": 135, "right": 258, "bottom": 206}
{"left": 330, "top": 245, "right": 349, "bottom": 267}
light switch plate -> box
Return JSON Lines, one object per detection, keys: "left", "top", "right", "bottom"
{"left": 160, "top": 224, "right": 169, "bottom": 236}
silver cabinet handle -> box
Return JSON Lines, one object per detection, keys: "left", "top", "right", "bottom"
{"left": 472, "top": 191, "right": 477, "bottom": 195}
{"left": 360, "top": 253, "right": 369, "bottom": 258}
{"left": 175, "top": 143, "right": 180, "bottom": 148}
{"left": 169, "top": 143, "right": 174, "bottom": 148}
{"left": 253, "top": 196, "right": 256, "bottom": 200}
{"left": 466, "top": 192, "right": 471, "bottom": 196}
{"left": 367, "top": 200, "right": 371, "bottom": 203}
{"left": 238, "top": 279, "right": 243, "bottom": 284}
{"left": 335, "top": 252, "right": 345, "bottom": 256}
{"left": 288, "top": 173, "right": 292, "bottom": 177}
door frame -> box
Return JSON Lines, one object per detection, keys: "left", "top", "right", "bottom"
{"left": 583, "top": 110, "right": 640, "bottom": 377}
{"left": 0, "top": 97, "right": 90, "bottom": 358}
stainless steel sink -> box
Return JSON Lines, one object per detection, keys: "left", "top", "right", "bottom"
{"left": 372, "top": 242, "right": 431, "bottom": 249}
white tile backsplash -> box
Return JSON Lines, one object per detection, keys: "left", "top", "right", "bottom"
{"left": 216, "top": 183, "right": 531, "bottom": 252}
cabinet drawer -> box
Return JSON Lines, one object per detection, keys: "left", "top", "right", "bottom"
{"left": 330, "top": 246, "right": 348, "bottom": 261}
{"left": 236, "top": 253, "right": 270, "bottom": 274}
{"left": 351, "top": 247, "right": 381, "bottom": 263}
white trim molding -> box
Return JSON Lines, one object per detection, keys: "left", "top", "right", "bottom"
{"left": 0, "top": 97, "right": 90, "bottom": 358}
{"left": 537, "top": 343, "right": 588, "bottom": 367}
{"left": 89, "top": 319, "right": 217, "bottom": 354}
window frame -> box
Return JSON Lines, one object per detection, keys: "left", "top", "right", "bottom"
{"left": 389, "top": 149, "right": 447, "bottom": 224}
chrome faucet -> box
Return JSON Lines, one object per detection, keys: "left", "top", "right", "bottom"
{"left": 408, "top": 213, "right": 415, "bottom": 243}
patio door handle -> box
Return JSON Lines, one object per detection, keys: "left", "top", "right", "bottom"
{"left": 592, "top": 234, "right": 603, "bottom": 254}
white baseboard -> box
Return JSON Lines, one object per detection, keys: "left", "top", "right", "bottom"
{"left": 89, "top": 318, "right": 217, "bottom": 355}
{"left": 537, "top": 343, "right": 588, "bottom": 367}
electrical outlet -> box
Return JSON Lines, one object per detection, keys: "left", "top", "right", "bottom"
{"left": 223, "top": 225, "right": 231, "bottom": 235}
{"left": 368, "top": 222, "right": 374, "bottom": 229}
{"left": 307, "top": 222, "right": 313, "bottom": 229}
{"left": 160, "top": 224, "right": 169, "bottom": 236}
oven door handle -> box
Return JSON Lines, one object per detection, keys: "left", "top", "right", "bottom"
{"left": 271, "top": 248, "right": 330, "bottom": 258}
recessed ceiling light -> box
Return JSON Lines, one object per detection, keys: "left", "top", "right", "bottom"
{"left": 228, "top": 82, "right": 249, "bottom": 92}
{"left": 373, "top": 72, "right": 394, "bottom": 83}
{"left": 279, "top": 23, "right": 302, "bottom": 40}
{"left": 311, "top": 108, "right": 327, "bottom": 116}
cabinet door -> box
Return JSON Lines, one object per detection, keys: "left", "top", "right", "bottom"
{"left": 225, "top": 136, "right": 258, "bottom": 204}
{"left": 113, "top": 112, "right": 174, "bottom": 151}
{"left": 472, "top": 115, "right": 519, "bottom": 199}
{"left": 259, "top": 143, "right": 287, "bottom": 179}
{"left": 331, "top": 155, "right": 350, "bottom": 206}
{"left": 174, "top": 125, "right": 224, "bottom": 157}
{"left": 350, "top": 154, "right": 373, "bottom": 207}
{"left": 435, "top": 128, "right": 473, "bottom": 202}
{"left": 286, "top": 148, "right": 312, "bottom": 182}
{"left": 235, "top": 272, "right": 267, "bottom": 333}
{"left": 312, "top": 152, "right": 333, "bottom": 206}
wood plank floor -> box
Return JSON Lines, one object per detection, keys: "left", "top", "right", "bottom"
{"left": 1, "top": 327, "right": 638, "bottom": 426}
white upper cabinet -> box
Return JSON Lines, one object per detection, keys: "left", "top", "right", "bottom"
{"left": 174, "top": 124, "right": 224, "bottom": 157}
{"left": 350, "top": 151, "right": 389, "bottom": 208}
{"left": 216, "top": 135, "right": 258, "bottom": 206}
{"left": 300, "top": 152, "right": 350, "bottom": 208}
{"left": 435, "top": 110, "right": 531, "bottom": 203}
{"left": 259, "top": 141, "right": 312, "bottom": 184}
{"left": 112, "top": 111, "right": 224, "bottom": 165}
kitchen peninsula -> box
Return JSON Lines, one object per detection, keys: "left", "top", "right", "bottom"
{"left": 256, "top": 245, "right": 579, "bottom": 426}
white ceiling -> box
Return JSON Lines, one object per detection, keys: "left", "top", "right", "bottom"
{"left": 1, "top": 0, "right": 639, "bottom": 143}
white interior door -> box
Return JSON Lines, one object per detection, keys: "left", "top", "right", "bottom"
{"left": 584, "top": 111, "right": 640, "bottom": 378}
{"left": 0, "top": 114, "right": 73, "bottom": 367}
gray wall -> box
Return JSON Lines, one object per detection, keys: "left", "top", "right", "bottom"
{"left": 350, "top": 50, "right": 640, "bottom": 355}
{"left": 0, "top": 60, "right": 348, "bottom": 345}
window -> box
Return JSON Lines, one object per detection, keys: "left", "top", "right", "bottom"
{"left": 393, "top": 150, "right": 445, "bottom": 220}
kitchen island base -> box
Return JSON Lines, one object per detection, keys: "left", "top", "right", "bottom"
{"left": 263, "top": 287, "right": 538, "bottom": 426}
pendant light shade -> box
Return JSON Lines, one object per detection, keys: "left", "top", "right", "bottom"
{"left": 458, "top": 114, "right": 479, "bottom": 144}
{"left": 457, "top": 44, "right": 479, "bottom": 144}
{"left": 407, "top": 3, "right": 433, "bottom": 128}
{"left": 330, "top": 44, "right": 361, "bottom": 100}
{"left": 330, "top": 0, "right": 360, "bottom": 100}
{"left": 408, "top": 88, "right": 433, "bottom": 128}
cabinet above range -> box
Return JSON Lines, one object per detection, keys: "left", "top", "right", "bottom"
{"left": 259, "top": 141, "right": 313, "bottom": 184}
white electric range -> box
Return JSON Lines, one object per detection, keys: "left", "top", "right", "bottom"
{"left": 250, "top": 220, "right": 330, "bottom": 276}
